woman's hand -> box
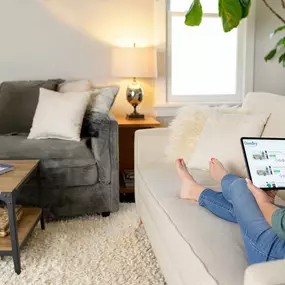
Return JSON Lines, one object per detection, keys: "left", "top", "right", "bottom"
{"left": 246, "top": 178, "right": 277, "bottom": 204}
{"left": 246, "top": 178, "right": 279, "bottom": 226}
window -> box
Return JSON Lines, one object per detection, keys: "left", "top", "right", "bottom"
{"left": 167, "top": 0, "right": 254, "bottom": 104}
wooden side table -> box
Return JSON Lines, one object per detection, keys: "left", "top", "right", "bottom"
{"left": 116, "top": 117, "right": 160, "bottom": 195}
{"left": 0, "top": 160, "right": 45, "bottom": 274}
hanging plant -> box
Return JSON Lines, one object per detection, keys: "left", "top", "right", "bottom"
{"left": 262, "top": 0, "right": 285, "bottom": 67}
{"left": 185, "top": 0, "right": 285, "bottom": 66}
{"left": 185, "top": 0, "right": 251, "bottom": 32}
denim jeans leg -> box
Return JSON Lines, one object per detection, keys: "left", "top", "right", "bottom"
{"left": 199, "top": 189, "right": 237, "bottom": 223}
{"left": 221, "top": 173, "right": 241, "bottom": 202}
{"left": 221, "top": 175, "right": 285, "bottom": 264}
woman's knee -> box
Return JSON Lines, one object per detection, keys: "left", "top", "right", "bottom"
{"left": 222, "top": 176, "right": 247, "bottom": 201}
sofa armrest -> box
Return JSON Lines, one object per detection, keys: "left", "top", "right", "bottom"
{"left": 88, "top": 113, "right": 119, "bottom": 212}
{"left": 86, "top": 113, "right": 119, "bottom": 186}
{"left": 135, "top": 128, "right": 169, "bottom": 167}
{"left": 81, "top": 112, "right": 111, "bottom": 138}
{"left": 244, "top": 259, "right": 285, "bottom": 285}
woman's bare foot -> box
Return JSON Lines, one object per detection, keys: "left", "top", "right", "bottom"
{"left": 209, "top": 158, "right": 228, "bottom": 183}
{"left": 176, "top": 159, "right": 205, "bottom": 201}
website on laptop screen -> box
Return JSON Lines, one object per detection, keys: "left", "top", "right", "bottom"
{"left": 242, "top": 139, "right": 285, "bottom": 189}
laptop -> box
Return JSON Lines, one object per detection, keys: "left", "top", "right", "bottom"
{"left": 241, "top": 137, "right": 285, "bottom": 190}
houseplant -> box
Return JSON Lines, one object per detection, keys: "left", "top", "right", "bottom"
{"left": 185, "top": 0, "right": 285, "bottom": 66}
{"left": 184, "top": 0, "right": 251, "bottom": 32}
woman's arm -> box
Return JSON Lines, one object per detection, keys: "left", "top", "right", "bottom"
{"left": 246, "top": 179, "right": 278, "bottom": 225}
{"left": 247, "top": 179, "right": 285, "bottom": 239}
{"left": 255, "top": 201, "right": 278, "bottom": 226}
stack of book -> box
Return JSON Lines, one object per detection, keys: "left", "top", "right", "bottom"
{"left": 121, "top": 169, "right": 134, "bottom": 189}
{"left": 0, "top": 207, "right": 23, "bottom": 237}
{"left": 0, "top": 164, "right": 14, "bottom": 175}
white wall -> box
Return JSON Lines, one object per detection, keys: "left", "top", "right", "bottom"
{"left": 0, "top": 0, "right": 155, "bottom": 116}
{"left": 254, "top": 0, "right": 285, "bottom": 95}
{"left": 2, "top": 0, "right": 285, "bottom": 118}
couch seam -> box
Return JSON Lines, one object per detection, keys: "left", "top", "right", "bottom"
{"left": 137, "top": 167, "right": 219, "bottom": 285}
{"left": 41, "top": 164, "right": 96, "bottom": 169}
{"left": 138, "top": 198, "right": 184, "bottom": 284}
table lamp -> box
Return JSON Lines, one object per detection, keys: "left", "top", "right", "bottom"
{"left": 112, "top": 44, "right": 157, "bottom": 119}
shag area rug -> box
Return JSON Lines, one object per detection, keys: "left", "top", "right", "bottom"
{"left": 0, "top": 204, "right": 165, "bottom": 285}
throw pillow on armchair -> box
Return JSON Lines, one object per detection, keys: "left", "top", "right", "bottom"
{"left": 28, "top": 88, "right": 90, "bottom": 141}
{"left": 58, "top": 80, "right": 120, "bottom": 115}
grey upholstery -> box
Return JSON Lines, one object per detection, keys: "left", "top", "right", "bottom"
{"left": 0, "top": 135, "right": 97, "bottom": 187}
{"left": 0, "top": 81, "right": 119, "bottom": 219}
{"left": 0, "top": 80, "right": 63, "bottom": 134}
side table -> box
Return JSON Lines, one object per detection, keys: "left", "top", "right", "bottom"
{"left": 116, "top": 117, "right": 160, "bottom": 197}
{"left": 0, "top": 160, "right": 45, "bottom": 274}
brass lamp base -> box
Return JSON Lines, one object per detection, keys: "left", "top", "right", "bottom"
{"left": 126, "top": 78, "right": 145, "bottom": 120}
{"left": 126, "top": 111, "right": 145, "bottom": 120}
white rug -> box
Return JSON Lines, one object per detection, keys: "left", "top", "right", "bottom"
{"left": 0, "top": 204, "right": 165, "bottom": 285}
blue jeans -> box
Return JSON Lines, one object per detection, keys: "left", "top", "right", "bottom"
{"left": 199, "top": 174, "right": 285, "bottom": 264}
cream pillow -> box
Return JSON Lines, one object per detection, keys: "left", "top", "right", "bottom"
{"left": 28, "top": 88, "right": 89, "bottom": 141}
{"left": 187, "top": 113, "right": 270, "bottom": 177}
{"left": 165, "top": 105, "right": 248, "bottom": 162}
{"left": 59, "top": 81, "right": 119, "bottom": 114}
{"left": 88, "top": 86, "right": 119, "bottom": 114}
{"left": 58, "top": 80, "right": 91, "bottom": 93}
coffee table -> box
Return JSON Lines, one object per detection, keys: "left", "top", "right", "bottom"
{"left": 0, "top": 160, "right": 45, "bottom": 274}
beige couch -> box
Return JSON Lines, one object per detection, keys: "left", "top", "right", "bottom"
{"left": 135, "top": 92, "right": 285, "bottom": 285}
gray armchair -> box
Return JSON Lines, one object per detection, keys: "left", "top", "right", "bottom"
{"left": 0, "top": 80, "right": 119, "bottom": 220}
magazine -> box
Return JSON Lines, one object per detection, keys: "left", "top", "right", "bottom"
{"left": 0, "top": 164, "right": 14, "bottom": 175}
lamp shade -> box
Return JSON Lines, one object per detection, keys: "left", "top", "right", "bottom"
{"left": 112, "top": 46, "right": 157, "bottom": 78}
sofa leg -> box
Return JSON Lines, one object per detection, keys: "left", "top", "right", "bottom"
{"left": 102, "top": 212, "right": 110, "bottom": 218}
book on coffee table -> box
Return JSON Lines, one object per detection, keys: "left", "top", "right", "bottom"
{"left": 0, "top": 164, "right": 14, "bottom": 175}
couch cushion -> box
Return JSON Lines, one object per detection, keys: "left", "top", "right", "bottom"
{"left": 0, "top": 135, "right": 97, "bottom": 187}
{"left": 187, "top": 112, "right": 269, "bottom": 177}
{"left": 0, "top": 80, "right": 63, "bottom": 134}
{"left": 242, "top": 92, "right": 285, "bottom": 138}
{"left": 137, "top": 163, "right": 248, "bottom": 285}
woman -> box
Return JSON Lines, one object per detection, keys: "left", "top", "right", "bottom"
{"left": 177, "top": 158, "right": 285, "bottom": 264}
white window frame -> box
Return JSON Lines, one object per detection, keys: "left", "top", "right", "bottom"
{"left": 165, "top": 0, "right": 256, "bottom": 106}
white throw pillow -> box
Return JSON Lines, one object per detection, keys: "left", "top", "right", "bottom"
{"left": 58, "top": 81, "right": 119, "bottom": 114}
{"left": 28, "top": 88, "right": 89, "bottom": 142}
{"left": 88, "top": 86, "right": 120, "bottom": 114}
{"left": 58, "top": 80, "right": 92, "bottom": 93}
{"left": 165, "top": 105, "right": 248, "bottom": 162}
{"left": 187, "top": 113, "right": 270, "bottom": 177}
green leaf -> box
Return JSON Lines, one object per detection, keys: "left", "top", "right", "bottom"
{"left": 275, "top": 37, "right": 285, "bottom": 49}
{"left": 219, "top": 0, "right": 243, "bottom": 32}
{"left": 279, "top": 53, "right": 285, "bottom": 63}
{"left": 271, "top": 26, "right": 285, "bottom": 38}
{"left": 185, "top": 0, "right": 203, "bottom": 27}
{"left": 239, "top": 0, "right": 251, "bottom": 19}
{"left": 264, "top": 49, "right": 277, "bottom": 61}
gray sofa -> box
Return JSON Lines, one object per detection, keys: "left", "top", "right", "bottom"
{"left": 0, "top": 80, "right": 119, "bottom": 220}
